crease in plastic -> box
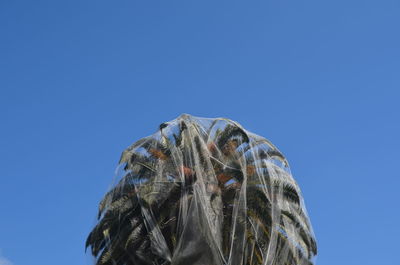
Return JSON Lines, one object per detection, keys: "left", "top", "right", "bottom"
{"left": 86, "top": 114, "right": 317, "bottom": 265}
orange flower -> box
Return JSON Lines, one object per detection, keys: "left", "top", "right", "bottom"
{"left": 181, "top": 166, "right": 194, "bottom": 177}
{"left": 148, "top": 148, "right": 168, "bottom": 160}
{"left": 216, "top": 173, "right": 232, "bottom": 184}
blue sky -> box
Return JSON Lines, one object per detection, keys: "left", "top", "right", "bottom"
{"left": 0, "top": 1, "right": 399, "bottom": 264}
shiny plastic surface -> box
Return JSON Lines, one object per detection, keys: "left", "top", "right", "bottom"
{"left": 86, "top": 114, "right": 317, "bottom": 265}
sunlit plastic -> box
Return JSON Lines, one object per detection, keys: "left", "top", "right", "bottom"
{"left": 86, "top": 114, "right": 317, "bottom": 265}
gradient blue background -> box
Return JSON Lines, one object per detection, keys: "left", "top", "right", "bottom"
{"left": 1, "top": 1, "right": 399, "bottom": 264}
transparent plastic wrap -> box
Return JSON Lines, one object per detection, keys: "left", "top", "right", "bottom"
{"left": 86, "top": 114, "right": 317, "bottom": 265}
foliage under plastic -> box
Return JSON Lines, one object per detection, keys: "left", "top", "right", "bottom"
{"left": 86, "top": 114, "right": 317, "bottom": 265}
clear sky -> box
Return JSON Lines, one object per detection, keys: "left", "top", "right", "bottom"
{"left": 0, "top": 1, "right": 399, "bottom": 265}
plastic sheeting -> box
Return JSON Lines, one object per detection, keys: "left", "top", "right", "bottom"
{"left": 86, "top": 114, "right": 317, "bottom": 265}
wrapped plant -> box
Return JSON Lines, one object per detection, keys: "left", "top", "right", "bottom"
{"left": 86, "top": 114, "right": 317, "bottom": 265}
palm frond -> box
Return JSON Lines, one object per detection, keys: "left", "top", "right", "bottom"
{"left": 86, "top": 114, "right": 317, "bottom": 265}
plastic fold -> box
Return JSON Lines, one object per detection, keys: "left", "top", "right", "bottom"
{"left": 86, "top": 114, "right": 317, "bottom": 265}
